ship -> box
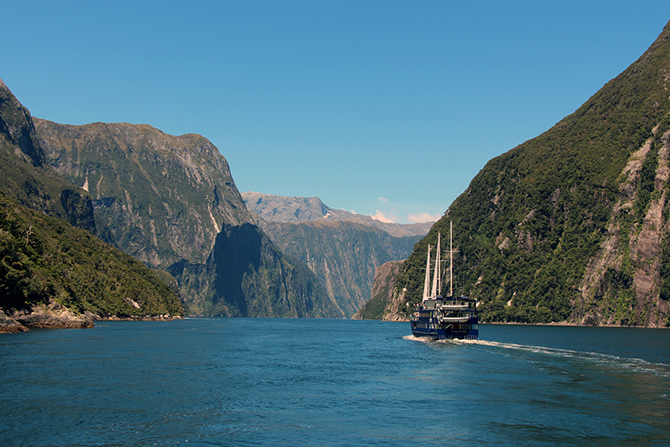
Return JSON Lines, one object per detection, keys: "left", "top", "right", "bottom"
{"left": 410, "top": 222, "right": 479, "bottom": 340}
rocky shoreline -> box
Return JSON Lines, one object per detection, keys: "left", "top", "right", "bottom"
{"left": 0, "top": 310, "right": 28, "bottom": 333}
{"left": 0, "top": 299, "right": 183, "bottom": 334}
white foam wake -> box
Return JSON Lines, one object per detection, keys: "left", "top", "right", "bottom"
{"left": 405, "top": 335, "right": 670, "bottom": 377}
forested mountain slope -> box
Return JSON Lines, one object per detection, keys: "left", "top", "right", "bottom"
{"left": 375, "top": 19, "right": 670, "bottom": 327}
{"left": 0, "top": 79, "right": 183, "bottom": 330}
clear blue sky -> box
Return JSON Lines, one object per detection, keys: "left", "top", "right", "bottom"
{"left": 3, "top": 1, "right": 669, "bottom": 223}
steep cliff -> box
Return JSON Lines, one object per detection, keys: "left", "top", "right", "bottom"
{"left": 261, "top": 219, "right": 421, "bottom": 317}
{"left": 35, "top": 119, "right": 251, "bottom": 268}
{"left": 375, "top": 19, "right": 670, "bottom": 327}
{"left": 172, "top": 223, "right": 339, "bottom": 317}
{"left": 0, "top": 80, "right": 110, "bottom": 242}
{"left": 35, "top": 120, "right": 341, "bottom": 318}
{"left": 352, "top": 260, "right": 404, "bottom": 320}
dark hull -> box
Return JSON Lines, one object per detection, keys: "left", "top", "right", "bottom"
{"left": 410, "top": 297, "right": 479, "bottom": 340}
{"left": 410, "top": 325, "right": 478, "bottom": 340}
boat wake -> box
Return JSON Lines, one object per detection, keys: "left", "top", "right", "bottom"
{"left": 404, "top": 335, "right": 670, "bottom": 377}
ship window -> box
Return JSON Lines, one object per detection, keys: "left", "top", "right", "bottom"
{"left": 472, "top": 324, "right": 478, "bottom": 330}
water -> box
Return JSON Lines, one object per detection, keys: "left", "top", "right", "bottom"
{"left": 1, "top": 319, "right": 669, "bottom": 446}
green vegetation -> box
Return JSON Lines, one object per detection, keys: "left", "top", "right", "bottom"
{"left": 1, "top": 80, "right": 183, "bottom": 320}
{"left": 388, "top": 21, "right": 670, "bottom": 325}
{"left": 349, "top": 271, "right": 396, "bottom": 317}
{"left": 0, "top": 192, "right": 183, "bottom": 317}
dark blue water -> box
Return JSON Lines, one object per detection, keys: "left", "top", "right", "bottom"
{"left": 1, "top": 319, "right": 669, "bottom": 446}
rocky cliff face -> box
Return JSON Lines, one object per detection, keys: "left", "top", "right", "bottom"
{"left": 169, "top": 222, "right": 339, "bottom": 317}
{"left": 35, "top": 119, "right": 251, "bottom": 268}
{"left": 243, "top": 192, "right": 426, "bottom": 317}
{"left": 576, "top": 129, "right": 670, "bottom": 326}
{"left": 374, "top": 19, "right": 670, "bottom": 327}
{"left": 35, "top": 119, "right": 342, "bottom": 318}
{"left": 352, "top": 260, "right": 404, "bottom": 320}
{"left": 242, "top": 191, "right": 433, "bottom": 237}
{"left": 261, "top": 220, "right": 421, "bottom": 317}
{"left": 0, "top": 80, "right": 108, "bottom": 241}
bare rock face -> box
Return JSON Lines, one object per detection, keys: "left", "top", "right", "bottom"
{"left": 11, "top": 299, "right": 94, "bottom": 329}
{"left": 353, "top": 260, "right": 404, "bottom": 320}
{"left": 0, "top": 309, "right": 27, "bottom": 333}
{"left": 260, "top": 220, "right": 421, "bottom": 318}
{"left": 35, "top": 119, "right": 253, "bottom": 269}
{"left": 0, "top": 79, "right": 44, "bottom": 167}
{"left": 242, "top": 191, "right": 433, "bottom": 237}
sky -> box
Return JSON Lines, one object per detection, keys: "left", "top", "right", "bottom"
{"left": 3, "top": 1, "right": 670, "bottom": 224}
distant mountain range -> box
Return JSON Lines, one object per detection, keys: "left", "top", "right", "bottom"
{"left": 242, "top": 191, "right": 433, "bottom": 237}
{"left": 366, "top": 19, "right": 670, "bottom": 328}
{"left": 242, "top": 192, "right": 428, "bottom": 317}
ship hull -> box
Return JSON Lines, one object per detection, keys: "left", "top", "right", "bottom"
{"left": 410, "top": 325, "right": 478, "bottom": 341}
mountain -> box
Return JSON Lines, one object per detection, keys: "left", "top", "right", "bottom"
{"left": 243, "top": 192, "right": 426, "bottom": 317}
{"left": 352, "top": 260, "right": 404, "bottom": 320}
{"left": 0, "top": 80, "right": 112, "bottom": 243}
{"left": 0, "top": 79, "right": 183, "bottom": 331}
{"left": 367, "top": 20, "right": 670, "bottom": 328}
{"left": 35, "top": 118, "right": 250, "bottom": 268}
{"left": 35, "top": 119, "right": 341, "bottom": 318}
{"left": 242, "top": 191, "right": 433, "bottom": 237}
{"left": 173, "top": 222, "right": 338, "bottom": 317}
{"left": 261, "top": 220, "right": 421, "bottom": 317}
{"left": 0, "top": 192, "right": 183, "bottom": 323}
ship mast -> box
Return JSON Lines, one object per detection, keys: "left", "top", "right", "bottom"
{"left": 431, "top": 232, "right": 441, "bottom": 298}
{"left": 450, "top": 221, "right": 453, "bottom": 297}
{"left": 422, "top": 244, "right": 431, "bottom": 302}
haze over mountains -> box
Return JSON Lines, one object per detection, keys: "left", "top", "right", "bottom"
{"left": 363, "top": 19, "right": 670, "bottom": 328}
